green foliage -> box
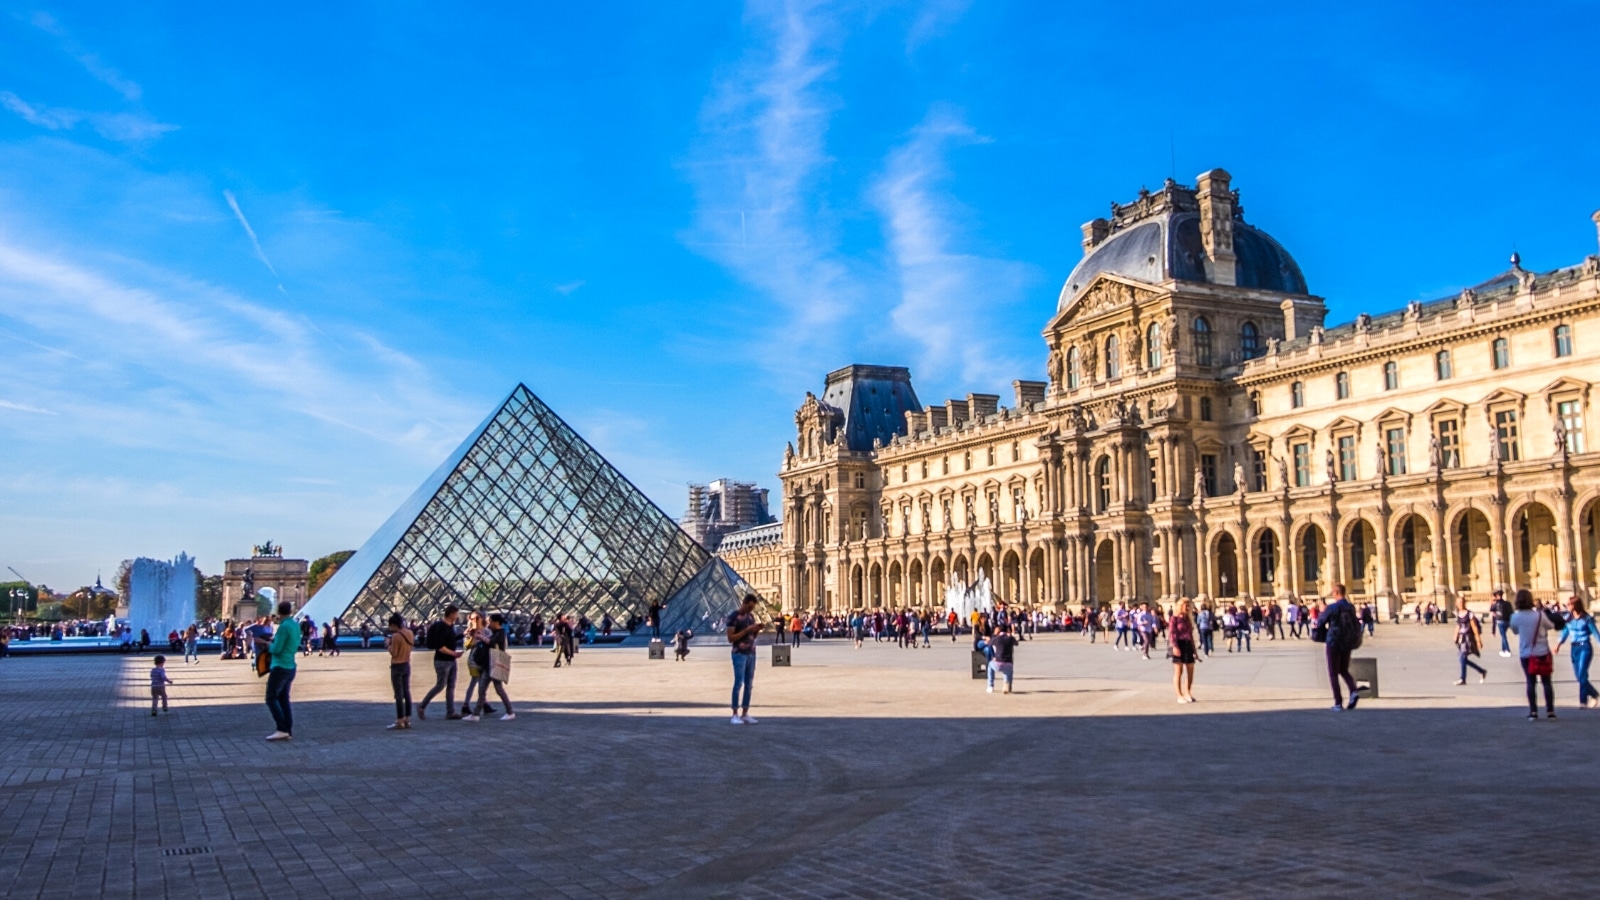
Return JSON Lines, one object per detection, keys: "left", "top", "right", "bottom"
{"left": 307, "top": 550, "right": 356, "bottom": 597}
{"left": 196, "top": 573, "right": 224, "bottom": 619}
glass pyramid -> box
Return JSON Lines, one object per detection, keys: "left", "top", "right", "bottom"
{"left": 300, "top": 384, "right": 745, "bottom": 631}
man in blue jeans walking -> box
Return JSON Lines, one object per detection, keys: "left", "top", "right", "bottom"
{"left": 264, "top": 600, "right": 300, "bottom": 742}
{"left": 726, "top": 594, "right": 761, "bottom": 725}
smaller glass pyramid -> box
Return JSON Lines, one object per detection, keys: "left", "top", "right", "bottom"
{"left": 301, "top": 385, "right": 746, "bottom": 631}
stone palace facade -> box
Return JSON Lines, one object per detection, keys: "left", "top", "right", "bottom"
{"left": 720, "top": 169, "right": 1600, "bottom": 616}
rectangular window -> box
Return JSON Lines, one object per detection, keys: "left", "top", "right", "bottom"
{"left": 1384, "top": 361, "right": 1399, "bottom": 391}
{"left": 1251, "top": 448, "right": 1267, "bottom": 491}
{"left": 987, "top": 446, "right": 996, "bottom": 465}
{"left": 1148, "top": 456, "right": 1158, "bottom": 502}
{"left": 1386, "top": 427, "right": 1407, "bottom": 476}
{"left": 1556, "top": 325, "right": 1574, "bottom": 358}
{"left": 1292, "top": 442, "right": 1310, "bottom": 487}
{"left": 1559, "top": 400, "right": 1585, "bottom": 454}
{"left": 1291, "top": 382, "right": 1304, "bottom": 408}
{"left": 1201, "top": 454, "right": 1217, "bottom": 497}
{"left": 1495, "top": 409, "right": 1520, "bottom": 461}
{"left": 1492, "top": 338, "right": 1509, "bottom": 370}
{"left": 1338, "top": 435, "right": 1357, "bottom": 482}
{"left": 1437, "top": 418, "right": 1460, "bottom": 468}
{"left": 1336, "top": 371, "right": 1350, "bottom": 400}
{"left": 1199, "top": 396, "right": 1213, "bottom": 421}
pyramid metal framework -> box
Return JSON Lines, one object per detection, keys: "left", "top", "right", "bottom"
{"left": 299, "top": 384, "right": 750, "bottom": 634}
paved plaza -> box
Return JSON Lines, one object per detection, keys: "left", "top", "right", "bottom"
{"left": 0, "top": 626, "right": 1592, "bottom": 898}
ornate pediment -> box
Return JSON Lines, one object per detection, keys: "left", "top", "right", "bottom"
{"left": 1045, "top": 274, "right": 1160, "bottom": 333}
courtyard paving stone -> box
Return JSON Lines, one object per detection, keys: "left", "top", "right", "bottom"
{"left": 0, "top": 625, "right": 1593, "bottom": 897}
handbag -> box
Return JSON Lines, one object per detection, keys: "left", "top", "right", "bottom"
{"left": 489, "top": 648, "right": 512, "bottom": 683}
{"left": 255, "top": 651, "right": 270, "bottom": 678}
{"left": 1526, "top": 653, "right": 1554, "bottom": 677}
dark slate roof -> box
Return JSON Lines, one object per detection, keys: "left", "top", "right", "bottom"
{"left": 820, "top": 365, "right": 921, "bottom": 452}
{"left": 1061, "top": 213, "right": 1307, "bottom": 309}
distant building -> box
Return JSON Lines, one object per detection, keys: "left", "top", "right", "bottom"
{"left": 716, "top": 521, "right": 784, "bottom": 605}
{"left": 221, "top": 542, "right": 308, "bottom": 622}
{"left": 682, "top": 479, "right": 775, "bottom": 551}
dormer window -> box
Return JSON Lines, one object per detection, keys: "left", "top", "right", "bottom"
{"left": 1193, "top": 316, "right": 1213, "bottom": 366}
{"left": 1146, "top": 322, "right": 1162, "bottom": 369}
{"left": 1066, "top": 346, "right": 1080, "bottom": 389}
{"left": 1240, "top": 321, "right": 1261, "bottom": 360}
{"left": 1105, "top": 334, "right": 1121, "bottom": 380}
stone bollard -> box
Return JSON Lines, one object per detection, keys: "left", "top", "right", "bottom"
{"left": 772, "top": 644, "right": 792, "bottom": 667}
{"left": 1350, "top": 657, "right": 1379, "bottom": 698}
{"left": 647, "top": 640, "right": 664, "bottom": 660}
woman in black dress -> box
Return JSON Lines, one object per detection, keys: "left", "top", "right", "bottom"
{"left": 1170, "top": 598, "right": 1200, "bottom": 703}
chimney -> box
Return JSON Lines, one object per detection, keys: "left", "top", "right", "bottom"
{"left": 925, "top": 406, "right": 949, "bottom": 431}
{"left": 945, "top": 399, "right": 970, "bottom": 427}
{"left": 1081, "top": 218, "right": 1111, "bottom": 254}
{"left": 1196, "top": 168, "right": 1237, "bottom": 286}
{"left": 967, "top": 393, "right": 1000, "bottom": 418}
{"left": 904, "top": 409, "right": 928, "bottom": 436}
{"left": 1013, "top": 380, "right": 1047, "bottom": 409}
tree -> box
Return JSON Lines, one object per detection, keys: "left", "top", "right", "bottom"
{"left": 307, "top": 550, "right": 356, "bottom": 597}
{"left": 196, "top": 573, "right": 224, "bottom": 619}
{"left": 114, "top": 559, "right": 132, "bottom": 603}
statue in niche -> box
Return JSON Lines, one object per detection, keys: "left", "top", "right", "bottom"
{"left": 1309, "top": 325, "right": 1324, "bottom": 346}
{"left": 1047, "top": 348, "right": 1064, "bottom": 390}
{"left": 1233, "top": 461, "right": 1246, "bottom": 494}
{"left": 1266, "top": 337, "right": 1280, "bottom": 356}
{"left": 1128, "top": 329, "right": 1143, "bottom": 368}
{"left": 1193, "top": 468, "right": 1207, "bottom": 499}
{"left": 1488, "top": 427, "right": 1502, "bottom": 463}
{"left": 1456, "top": 288, "right": 1476, "bottom": 310}
{"left": 1083, "top": 341, "right": 1098, "bottom": 380}
{"left": 1376, "top": 443, "right": 1388, "bottom": 476}
{"left": 1275, "top": 457, "right": 1289, "bottom": 490}
{"left": 921, "top": 505, "right": 931, "bottom": 532}
{"left": 989, "top": 494, "right": 1001, "bottom": 523}
{"left": 1355, "top": 313, "right": 1372, "bottom": 333}
{"left": 1429, "top": 434, "right": 1441, "bottom": 470}
{"left": 241, "top": 565, "right": 255, "bottom": 601}
{"left": 965, "top": 496, "right": 975, "bottom": 525}
{"left": 1555, "top": 417, "right": 1569, "bottom": 458}
{"left": 1326, "top": 448, "right": 1337, "bottom": 482}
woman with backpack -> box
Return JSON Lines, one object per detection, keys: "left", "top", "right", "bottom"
{"left": 1554, "top": 595, "right": 1598, "bottom": 709}
{"left": 1509, "top": 589, "right": 1557, "bottom": 720}
{"left": 1312, "top": 583, "right": 1362, "bottom": 711}
{"left": 1454, "top": 604, "right": 1487, "bottom": 686}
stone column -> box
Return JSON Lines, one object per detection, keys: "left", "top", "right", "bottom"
{"left": 1556, "top": 486, "right": 1579, "bottom": 594}
{"left": 1488, "top": 497, "right": 1510, "bottom": 593}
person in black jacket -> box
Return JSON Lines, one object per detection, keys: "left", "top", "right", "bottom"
{"left": 417, "top": 605, "right": 462, "bottom": 720}
{"left": 1314, "top": 583, "right": 1362, "bottom": 711}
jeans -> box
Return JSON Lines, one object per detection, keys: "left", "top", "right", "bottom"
{"left": 1572, "top": 642, "right": 1596, "bottom": 706}
{"left": 265, "top": 667, "right": 295, "bottom": 733}
{"left": 1234, "top": 630, "right": 1251, "bottom": 652}
{"left": 421, "top": 658, "right": 457, "bottom": 714}
{"left": 1199, "top": 629, "right": 1214, "bottom": 655}
{"left": 390, "top": 663, "right": 412, "bottom": 719}
{"left": 987, "top": 660, "right": 1013, "bottom": 689}
{"left": 730, "top": 651, "right": 755, "bottom": 713}
{"left": 182, "top": 639, "right": 197, "bottom": 663}
{"left": 1326, "top": 647, "right": 1355, "bottom": 705}
{"left": 468, "top": 670, "right": 512, "bottom": 715}
{"left": 1114, "top": 627, "right": 1129, "bottom": 648}
{"left": 1499, "top": 623, "right": 1511, "bottom": 654}
{"left": 1459, "top": 650, "right": 1487, "bottom": 681}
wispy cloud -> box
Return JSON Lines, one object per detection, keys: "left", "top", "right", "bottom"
{"left": 685, "top": 0, "right": 857, "bottom": 371}
{"left": 874, "top": 105, "right": 1032, "bottom": 384}
{"left": 0, "top": 398, "right": 57, "bottom": 415}
{"left": 554, "top": 279, "right": 585, "bottom": 295}
{"left": 0, "top": 90, "right": 176, "bottom": 142}
{"left": 223, "top": 189, "right": 282, "bottom": 285}
{"left": 30, "top": 11, "right": 143, "bottom": 100}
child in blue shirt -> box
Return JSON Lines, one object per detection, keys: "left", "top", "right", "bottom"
{"left": 150, "top": 655, "right": 173, "bottom": 716}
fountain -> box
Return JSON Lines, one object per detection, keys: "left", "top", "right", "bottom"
{"left": 126, "top": 553, "right": 197, "bottom": 641}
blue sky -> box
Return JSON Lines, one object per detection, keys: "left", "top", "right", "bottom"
{"left": 1, "top": 1, "right": 1597, "bottom": 590}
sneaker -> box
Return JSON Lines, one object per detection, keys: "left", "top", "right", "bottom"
{"left": 1003, "top": 686, "right": 1012, "bottom": 694}
{"left": 461, "top": 714, "right": 479, "bottom": 722}
{"left": 986, "top": 686, "right": 994, "bottom": 694}
{"left": 1330, "top": 704, "right": 1345, "bottom": 712}
{"left": 416, "top": 705, "right": 427, "bottom": 721}
{"left": 1479, "top": 674, "right": 1487, "bottom": 684}
{"left": 151, "top": 710, "right": 158, "bottom": 717}
{"left": 265, "top": 731, "right": 291, "bottom": 741}
{"left": 741, "top": 715, "right": 759, "bottom": 724}
{"left": 499, "top": 713, "right": 516, "bottom": 721}
{"left": 386, "top": 722, "right": 404, "bottom": 730}
{"left": 1347, "top": 690, "right": 1361, "bottom": 710}
{"left": 1528, "top": 711, "right": 1539, "bottom": 720}
{"left": 729, "top": 715, "right": 743, "bottom": 725}
{"left": 1454, "top": 679, "right": 1466, "bottom": 686}
{"left": 445, "top": 713, "right": 462, "bottom": 721}
{"left": 1500, "top": 651, "right": 1511, "bottom": 658}
{"left": 1547, "top": 712, "right": 1558, "bottom": 720}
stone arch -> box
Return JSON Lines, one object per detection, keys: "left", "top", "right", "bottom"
{"left": 1391, "top": 512, "right": 1435, "bottom": 599}
{"left": 1093, "top": 539, "right": 1116, "bottom": 604}
{"left": 1579, "top": 495, "right": 1600, "bottom": 596}
{"left": 953, "top": 555, "right": 970, "bottom": 586}
{"left": 1445, "top": 503, "right": 1495, "bottom": 599}
{"left": 868, "top": 562, "right": 883, "bottom": 608}
{"left": 1253, "top": 528, "right": 1280, "bottom": 597}
{"left": 908, "top": 559, "right": 924, "bottom": 607}
{"left": 976, "top": 552, "right": 994, "bottom": 584}
{"left": 1511, "top": 501, "right": 1560, "bottom": 595}
{"left": 1213, "top": 531, "right": 1240, "bottom": 598}
{"left": 1342, "top": 516, "right": 1378, "bottom": 597}
{"left": 1028, "top": 547, "right": 1047, "bottom": 606}
{"left": 1295, "top": 522, "right": 1327, "bottom": 597}
{"left": 929, "top": 557, "right": 948, "bottom": 605}
{"left": 1001, "top": 550, "right": 1022, "bottom": 604}
{"left": 887, "top": 561, "right": 903, "bottom": 608}
{"left": 850, "top": 564, "right": 864, "bottom": 608}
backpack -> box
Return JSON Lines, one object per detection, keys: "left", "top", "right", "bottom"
{"left": 1336, "top": 603, "right": 1363, "bottom": 651}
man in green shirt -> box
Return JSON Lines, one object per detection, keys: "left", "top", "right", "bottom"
{"left": 265, "top": 601, "right": 300, "bottom": 741}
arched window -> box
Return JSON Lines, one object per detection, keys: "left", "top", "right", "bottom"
{"left": 1291, "top": 381, "right": 1305, "bottom": 408}
{"left": 1146, "top": 322, "right": 1162, "bottom": 369}
{"left": 1383, "top": 360, "right": 1399, "bottom": 390}
{"left": 1066, "top": 346, "right": 1080, "bottom": 390}
{"left": 1435, "top": 349, "right": 1452, "bottom": 380}
{"left": 1335, "top": 371, "right": 1350, "bottom": 400}
{"left": 1555, "top": 324, "right": 1573, "bottom": 358}
{"left": 1104, "top": 334, "right": 1120, "bottom": 380}
{"left": 1240, "top": 321, "right": 1261, "bottom": 360}
{"left": 1249, "top": 390, "right": 1261, "bottom": 417}
{"left": 1258, "top": 531, "right": 1277, "bottom": 585}
{"left": 1193, "top": 317, "right": 1213, "bottom": 366}
{"left": 1095, "top": 456, "right": 1112, "bottom": 512}
{"left": 1491, "top": 337, "right": 1509, "bottom": 370}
